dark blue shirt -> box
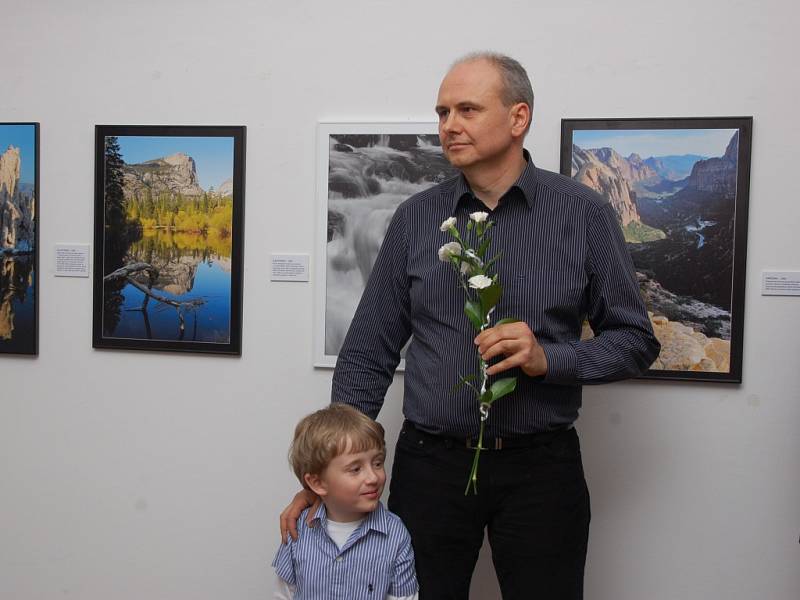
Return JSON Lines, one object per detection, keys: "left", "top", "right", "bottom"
{"left": 332, "top": 152, "right": 660, "bottom": 437}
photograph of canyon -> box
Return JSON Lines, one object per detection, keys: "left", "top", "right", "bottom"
{"left": 566, "top": 125, "right": 747, "bottom": 377}
{"left": 0, "top": 123, "right": 37, "bottom": 355}
{"left": 97, "top": 133, "right": 239, "bottom": 351}
{"left": 322, "top": 132, "right": 456, "bottom": 363}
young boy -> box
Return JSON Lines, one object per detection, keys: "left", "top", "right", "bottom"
{"left": 272, "top": 404, "right": 418, "bottom": 600}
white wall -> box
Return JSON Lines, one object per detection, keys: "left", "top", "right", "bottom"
{"left": 1, "top": 1, "right": 798, "bottom": 598}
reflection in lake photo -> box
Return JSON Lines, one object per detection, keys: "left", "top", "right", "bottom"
{"left": 0, "top": 123, "right": 37, "bottom": 355}
{"left": 101, "top": 135, "right": 235, "bottom": 344}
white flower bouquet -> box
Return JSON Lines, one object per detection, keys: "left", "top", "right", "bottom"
{"left": 438, "top": 211, "right": 518, "bottom": 495}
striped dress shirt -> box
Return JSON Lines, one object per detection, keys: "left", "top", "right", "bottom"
{"left": 332, "top": 151, "right": 660, "bottom": 437}
{"left": 272, "top": 502, "right": 418, "bottom": 599}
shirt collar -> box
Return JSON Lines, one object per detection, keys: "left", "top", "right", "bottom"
{"left": 449, "top": 148, "right": 538, "bottom": 213}
{"left": 309, "top": 500, "right": 389, "bottom": 536}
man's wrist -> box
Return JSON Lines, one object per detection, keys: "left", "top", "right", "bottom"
{"left": 522, "top": 344, "right": 548, "bottom": 378}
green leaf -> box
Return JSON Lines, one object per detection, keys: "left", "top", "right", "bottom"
{"left": 476, "top": 235, "right": 492, "bottom": 260}
{"left": 478, "top": 282, "right": 502, "bottom": 314}
{"left": 460, "top": 252, "right": 481, "bottom": 268}
{"left": 483, "top": 250, "right": 503, "bottom": 271}
{"left": 495, "top": 317, "right": 520, "bottom": 326}
{"left": 464, "top": 300, "right": 483, "bottom": 331}
{"left": 467, "top": 220, "right": 474, "bottom": 231}
{"left": 480, "top": 390, "right": 493, "bottom": 404}
{"left": 452, "top": 374, "right": 480, "bottom": 396}
{"left": 488, "top": 377, "right": 517, "bottom": 403}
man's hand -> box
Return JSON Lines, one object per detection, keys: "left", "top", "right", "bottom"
{"left": 279, "top": 489, "right": 321, "bottom": 543}
{"left": 474, "top": 321, "right": 548, "bottom": 377}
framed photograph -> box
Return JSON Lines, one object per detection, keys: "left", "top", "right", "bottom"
{"left": 0, "top": 122, "right": 39, "bottom": 355}
{"left": 561, "top": 117, "right": 752, "bottom": 382}
{"left": 314, "top": 122, "right": 457, "bottom": 368}
{"left": 93, "top": 125, "right": 246, "bottom": 355}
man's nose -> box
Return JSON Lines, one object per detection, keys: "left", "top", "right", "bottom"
{"left": 441, "top": 111, "right": 459, "bottom": 133}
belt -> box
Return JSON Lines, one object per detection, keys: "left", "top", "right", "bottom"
{"left": 401, "top": 420, "right": 573, "bottom": 451}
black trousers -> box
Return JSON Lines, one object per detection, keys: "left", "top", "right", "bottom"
{"left": 388, "top": 423, "right": 590, "bottom": 600}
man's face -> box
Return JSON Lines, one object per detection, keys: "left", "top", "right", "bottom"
{"left": 435, "top": 59, "right": 522, "bottom": 172}
{"left": 307, "top": 441, "right": 387, "bottom": 523}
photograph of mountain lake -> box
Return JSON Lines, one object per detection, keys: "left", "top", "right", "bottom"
{"left": 317, "top": 125, "right": 457, "bottom": 366}
{"left": 561, "top": 118, "right": 752, "bottom": 381}
{"left": 93, "top": 126, "right": 245, "bottom": 354}
{"left": 0, "top": 123, "right": 38, "bottom": 356}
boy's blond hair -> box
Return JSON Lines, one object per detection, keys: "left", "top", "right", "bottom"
{"left": 289, "top": 403, "right": 385, "bottom": 488}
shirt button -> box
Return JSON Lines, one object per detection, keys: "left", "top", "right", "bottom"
{"left": 336, "top": 556, "right": 343, "bottom": 562}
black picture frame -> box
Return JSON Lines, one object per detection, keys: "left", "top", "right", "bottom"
{"left": 93, "top": 125, "right": 246, "bottom": 355}
{"left": 561, "top": 117, "right": 752, "bottom": 383}
{"left": 0, "top": 122, "right": 39, "bottom": 356}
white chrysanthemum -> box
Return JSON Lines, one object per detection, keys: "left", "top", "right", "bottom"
{"left": 468, "top": 274, "right": 493, "bottom": 289}
{"left": 437, "top": 241, "right": 462, "bottom": 262}
{"left": 469, "top": 211, "right": 489, "bottom": 223}
{"left": 439, "top": 216, "right": 457, "bottom": 232}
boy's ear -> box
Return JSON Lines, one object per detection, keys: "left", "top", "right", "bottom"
{"left": 304, "top": 473, "right": 327, "bottom": 497}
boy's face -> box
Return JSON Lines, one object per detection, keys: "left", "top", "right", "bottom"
{"left": 305, "top": 441, "right": 387, "bottom": 523}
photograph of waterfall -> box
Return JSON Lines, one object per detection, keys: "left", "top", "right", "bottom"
{"left": 92, "top": 125, "right": 246, "bottom": 355}
{"left": 0, "top": 122, "right": 38, "bottom": 355}
{"left": 561, "top": 117, "right": 752, "bottom": 382}
{"left": 314, "top": 123, "right": 457, "bottom": 367}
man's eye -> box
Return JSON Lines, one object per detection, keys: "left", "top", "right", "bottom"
{"left": 349, "top": 466, "right": 361, "bottom": 474}
{"left": 437, "top": 110, "right": 449, "bottom": 119}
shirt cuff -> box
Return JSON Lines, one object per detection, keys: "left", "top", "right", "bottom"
{"left": 540, "top": 342, "right": 577, "bottom": 384}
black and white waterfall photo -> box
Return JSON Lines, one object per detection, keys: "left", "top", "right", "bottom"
{"left": 317, "top": 128, "right": 456, "bottom": 365}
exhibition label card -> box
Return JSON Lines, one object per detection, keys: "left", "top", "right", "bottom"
{"left": 55, "top": 244, "right": 90, "bottom": 277}
{"left": 761, "top": 270, "right": 800, "bottom": 296}
{"left": 271, "top": 254, "right": 309, "bottom": 282}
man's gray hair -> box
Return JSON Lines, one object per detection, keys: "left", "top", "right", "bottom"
{"left": 453, "top": 51, "right": 534, "bottom": 131}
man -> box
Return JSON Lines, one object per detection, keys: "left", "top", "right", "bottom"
{"left": 281, "top": 52, "right": 660, "bottom": 599}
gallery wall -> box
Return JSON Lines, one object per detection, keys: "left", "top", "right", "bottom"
{"left": 1, "top": 0, "right": 798, "bottom": 598}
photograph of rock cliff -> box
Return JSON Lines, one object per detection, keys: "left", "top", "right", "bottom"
{"left": 317, "top": 127, "right": 457, "bottom": 366}
{"left": 562, "top": 119, "right": 752, "bottom": 381}
{"left": 0, "top": 123, "right": 38, "bottom": 355}
{"left": 93, "top": 127, "right": 245, "bottom": 354}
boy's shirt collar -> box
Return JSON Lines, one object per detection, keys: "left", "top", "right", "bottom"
{"left": 308, "top": 501, "right": 390, "bottom": 555}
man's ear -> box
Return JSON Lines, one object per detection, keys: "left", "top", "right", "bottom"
{"left": 510, "top": 102, "right": 531, "bottom": 138}
{"left": 304, "top": 473, "right": 327, "bottom": 497}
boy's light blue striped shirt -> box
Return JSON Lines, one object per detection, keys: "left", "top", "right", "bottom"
{"left": 272, "top": 502, "right": 418, "bottom": 599}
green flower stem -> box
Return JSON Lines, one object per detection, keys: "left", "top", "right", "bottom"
{"left": 465, "top": 313, "right": 493, "bottom": 495}
{"left": 465, "top": 417, "right": 486, "bottom": 495}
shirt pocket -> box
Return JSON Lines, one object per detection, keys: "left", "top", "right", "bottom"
{"left": 352, "top": 559, "right": 392, "bottom": 600}
{"left": 504, "top": 268, "right": 587, "bottom": 339}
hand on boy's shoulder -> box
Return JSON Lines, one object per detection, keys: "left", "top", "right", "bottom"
{"left": 280, "top": 488, "right": 321, "bottom": 543}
